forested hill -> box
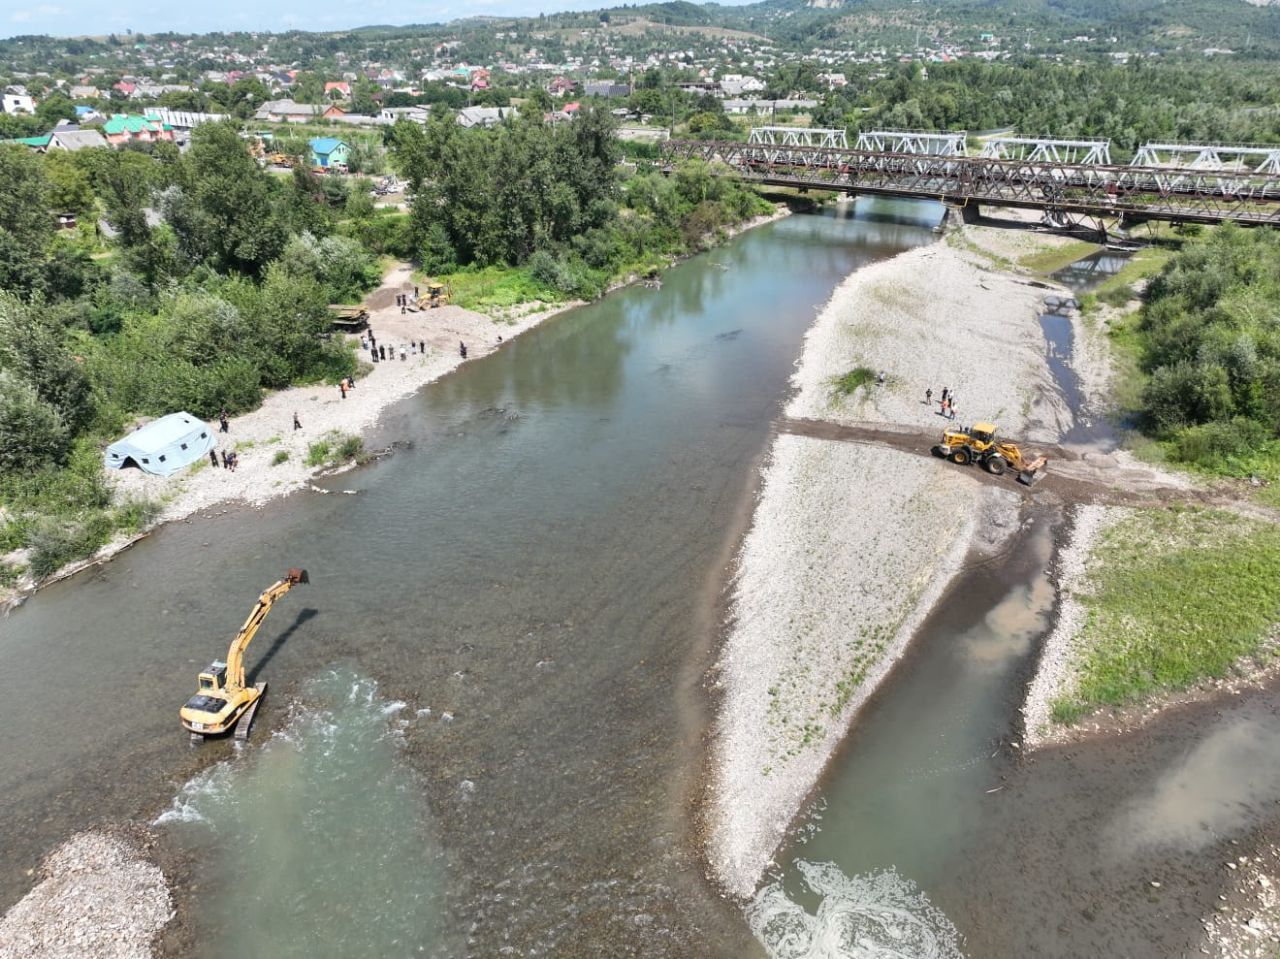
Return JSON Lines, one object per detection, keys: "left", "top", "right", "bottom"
{"left": 714, "top": 0, "right": 1280, "bottom": 54}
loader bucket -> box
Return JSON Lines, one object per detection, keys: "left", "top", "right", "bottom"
{"left": 1017, "top": 470, "right": 1043, "bottom": 486}
{"left": 287, "top": 567, "right": 310, "bottom": 584}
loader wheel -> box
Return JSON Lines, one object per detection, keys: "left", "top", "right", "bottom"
{"left": 950, "top": 449, "right": 971, "bottom": 465}
{"left": 932, "top": 445, "right": 947, "bottom": 459}
{"left": 985, "top": 455, "right": 1008, "bottom": 476}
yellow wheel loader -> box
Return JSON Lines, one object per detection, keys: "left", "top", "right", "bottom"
{"left": 932, "top": 421, "right": 1047, "bottom": 486}
{"left": 426, "top": 281, "right": 448, "bottom": 308}
{"left": 180, "top": 568, "right": 309, "bottom": 742}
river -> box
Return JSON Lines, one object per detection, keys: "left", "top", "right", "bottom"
{"left": 0, "top": 199, "right": 943, "bottom": 956}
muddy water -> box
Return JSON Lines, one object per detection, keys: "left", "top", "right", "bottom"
{"left": 751, "top": 508, "right": 1059, "bottom": 956}
{"left": 0, "top": 200, "right": 943, "bottom": 955}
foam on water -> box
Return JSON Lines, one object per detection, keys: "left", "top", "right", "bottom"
{"left": 155, "top": 668, "right": 450, "bottom": 957}
{"left": 747, "top": 861, "right": 964, "bottom": 959}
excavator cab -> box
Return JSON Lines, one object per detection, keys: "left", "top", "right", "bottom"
{"left": 181, "top": 568, "right": 308, "bottom": 742}
{"left": 427, "top": 281, "right": 448, "bottom": 308}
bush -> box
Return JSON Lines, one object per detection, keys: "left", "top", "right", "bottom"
{"left": 272, "top": 450, "right": 289, "bottom": 466}
{"left": 27, "top": 512, "right": 112, "bottom": 578}
{"left": 1170, "top": 418, "right": 1272, "bottom": 470}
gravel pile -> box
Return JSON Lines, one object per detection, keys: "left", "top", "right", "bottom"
{"left": 0, "top": 831, "right": 172, "bottom": 959}
{"left": 708, "top": 434, "right": 1017, "bottom": 896}
{"left": 787, "top": 242, "right": 1069, "bottom": 443}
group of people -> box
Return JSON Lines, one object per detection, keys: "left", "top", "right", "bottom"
{"left": 924, "top": 386, "right": 959, "bottom": 420}
{"left": 209, "top": 448, "right": 239, "bottom": 472}
{"left": 361, "top": 328, "right": 426, "bottom": 364}
{"left": 395, "top": 292, "right": 415, "bottom": 314}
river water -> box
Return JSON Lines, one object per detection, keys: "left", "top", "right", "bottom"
{"left": 0, "top": 200, "right": 944, "bottom": 956}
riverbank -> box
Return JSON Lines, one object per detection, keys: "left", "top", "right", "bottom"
{"left": 707, "top": 232, "right": 1069, "bottom": 897}
{"left": 2, "top": 207, "right": 796, "bottom": 613}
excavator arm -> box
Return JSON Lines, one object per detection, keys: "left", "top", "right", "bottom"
{"left": 225, "top": 568, "right": 309, "bottom": 688}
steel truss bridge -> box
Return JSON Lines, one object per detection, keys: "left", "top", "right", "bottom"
{"left": 660, "top": 129, "right": 1280, "bottom": 227}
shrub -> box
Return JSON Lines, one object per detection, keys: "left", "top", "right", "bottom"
{"left": 272, "top": 450, "right": 289, "bottom": 466}
{"left": 831, "top": 367, "right": 877, "bottom": 396}
{"left": 1170, "top": 418, "right": 1272, "bottom": 469}
{"left": 27, "top": 512, "right": 112, "bottom": 578}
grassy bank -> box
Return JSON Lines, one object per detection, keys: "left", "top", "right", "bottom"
{"left": 1051, "top": 506, "right": 1280, "bottom": 724}
{"left": 1017, "top": 239, "right": 1101, "bottom": 275}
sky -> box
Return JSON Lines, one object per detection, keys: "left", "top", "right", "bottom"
{"left": 4, "top": 0, "right": 754, "bottom": 40}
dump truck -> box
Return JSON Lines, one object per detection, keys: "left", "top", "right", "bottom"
{"left": 180, "top": 568, "right": 309, "bottom": 742}
{"left": 933, "top": 421, "right": 1047, "bottom": 486}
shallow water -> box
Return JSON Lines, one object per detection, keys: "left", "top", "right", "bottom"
{"left": 0, "top": 200, "right": 943, "bottom": 955}
{"left": 753, "top": 511, "right": 1057, "bottom": 957}
{"left": 1050, "top": 250, "right": 1129, "bottom": 293}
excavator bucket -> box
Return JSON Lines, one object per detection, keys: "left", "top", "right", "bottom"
{"left": 287, "top": 568, "right": 310, "bottom": 584}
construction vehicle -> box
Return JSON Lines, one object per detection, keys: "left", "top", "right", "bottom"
{"left": 269, "top": 152, "right": 295, "bottom": 168}
{"left": 933, "top": 421, "right": 1048, "bottom": 486}
{"left": 327, "top": 305, "right": 369, "bottom": 333}
{"left": 180, "top": 568, "right": 309, "bottom": 742}
{"left": 426, "top": 281, "right": 448, "bottom": 308}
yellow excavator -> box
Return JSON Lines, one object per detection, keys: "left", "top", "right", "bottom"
{"left": 180, "top": 568, "right": 309, "bottom": 742}
{"left": 426, "top": 281, "right": 448, "bottom": 308}
{"left": 933, "top": 421, "right": 1048, "bottom": 485}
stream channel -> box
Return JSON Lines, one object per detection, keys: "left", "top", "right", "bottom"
{"left": 753, "top": 246, "right": 1280, "bottom": 958}
{"left": 0, "top": 199, "right": 944, "bottom": 957}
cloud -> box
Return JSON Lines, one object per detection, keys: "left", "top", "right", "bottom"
{"left": 10, "top": 10, "right": 33, "bottom": 21}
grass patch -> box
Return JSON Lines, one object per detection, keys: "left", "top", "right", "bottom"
{"left": 305, "top": 431, "right": 366, "bottom": 469}
{"left": 271, "top": 450, "right": 289, "bottom": 466}
{"left": 830, "top": 366, "right": 877, "bottom": 396}
{"left": 422, "top": 265, "right": 563, "bottom": 312}
{"left": 1018, "top": 239, "right": 1101, "bottom": 275}
{"left": 946, "top": 230, "right": 1013, "bottom": 271}
{"left": 1051, "top": 507, "right": 1280, "bottom": 724}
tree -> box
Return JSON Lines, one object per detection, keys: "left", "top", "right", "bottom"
{"left": 0, "top": 144, "right": 52, "bottom": 297}
{"left": 42, "top": 150, "right": 96, "bottom": 217}
{"left": 36, "top": 92, "right": 77, "bottom": 127}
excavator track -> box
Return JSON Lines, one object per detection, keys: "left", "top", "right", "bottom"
{"left": 234, "top": 683, "right": 268, "bottom": 741}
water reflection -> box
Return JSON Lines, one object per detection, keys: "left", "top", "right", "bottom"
{"left": 1107, "top": 713, "right": 1280, "bottom": 854}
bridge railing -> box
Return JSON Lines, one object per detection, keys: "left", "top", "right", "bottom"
{"left": 659, "top": 139, "right": 1280, "bottom": 225}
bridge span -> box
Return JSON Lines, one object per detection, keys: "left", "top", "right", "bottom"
{"left": 660, "top": 132, "right": 1280, "bottom": 227}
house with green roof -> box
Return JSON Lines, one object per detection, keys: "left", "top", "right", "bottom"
{"left": 309, "top": 137, "right": 350, "bottom": 169}
{"left": 101, "top": 114, "right": 174, "bottom": 147}
{"left": 3, "top": 134, "right": 52, "bottom": 151}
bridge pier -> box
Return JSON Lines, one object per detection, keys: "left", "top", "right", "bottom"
{"left": 943, "top": 202, "right": 981, "bottom": 231}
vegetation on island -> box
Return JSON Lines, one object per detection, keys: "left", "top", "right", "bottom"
{"left": 1051, "top": 507, "right": 1280, "bottom": 724}
{"left": 1115, "top": 226, "right": 1280, "bottom": 480}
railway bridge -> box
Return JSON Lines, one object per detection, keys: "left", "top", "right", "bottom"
{"left": 660, "top": 129, "right": 1280, "bottom": 228}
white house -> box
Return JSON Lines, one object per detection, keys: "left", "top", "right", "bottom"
{"left": 2, "top": 86, "right": 36, "bottom": 115}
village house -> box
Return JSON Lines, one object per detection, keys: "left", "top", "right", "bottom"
{"left": 308, "top": 136, "right": 350, "bottom": 169}
{"left": 584, "top": 80, "right": 630, "bottom": 98}
{"left": 254, "top": 99, "right": 346, "bottom": 122}
{"left": 456, "top": 106, "right": 517, "bottom": 128}
{"left": 2, "top": 85, "right": 36, "bottom": 114}
{"left": 324, "top": 81, "right": 351, "bottom": 99}
{"left": 101, "top": 114, "right": 175, "bottom": 146}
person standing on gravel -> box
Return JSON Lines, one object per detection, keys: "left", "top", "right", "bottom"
{"left": 293, "top": 412, "right": 301, "bottom": 431}
{"left": 925, "top": 387, "right": 932, "bottom": 406}
{"left": 218, "top": 409, "right": 229, "bottom": 433}
{"left": 209, "top": 449, "right": 219, "bottom": 468}
{"left": 339, "top": 380, "right": 347, "bottom": 399}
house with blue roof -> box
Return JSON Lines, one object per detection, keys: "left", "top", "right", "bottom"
{"left": 309, "top": 137, "right": 350, "bottom": 170}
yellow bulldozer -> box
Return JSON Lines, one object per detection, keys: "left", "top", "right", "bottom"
{"left": 932, "top": 421, "right": 1047, "bottom": 486}
{"left": 179, "top": 568, "right": 308, "bottom": 742}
